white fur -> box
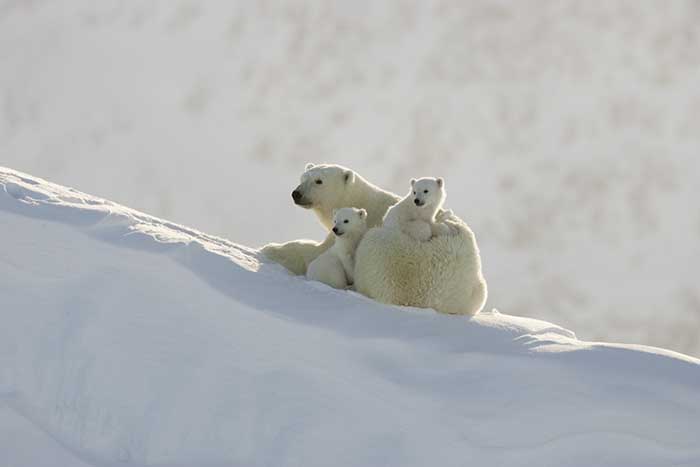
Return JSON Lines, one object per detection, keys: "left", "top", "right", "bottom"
{"left": 306, "top": 207, "right": 368, "bottom": 289}
{"left": 354, "top": 216, "right": 487, "bottom": 315}
{"left": 261, "top": 165, "right": 487, "bottom": 316}
{"left": 261, "top": 163, "right": 399, "bottom": 275}
{"left": 383, "top": 177, "right": 449, "bottom": 241}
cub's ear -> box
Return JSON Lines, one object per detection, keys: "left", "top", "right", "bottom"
{"left": 436, "top": 177, "right": 444, "bottom": 187}
{"left": 332, "top": 208, "right": 338, "bottom": 218}
{"left": 305, "top": 162, "right": 315, "bottom": 171}
{"left": 410, "top": 178, "right": 416, "bottom": 186}
{"left": 344, "top": 169, "right": 355, "bottom": 184}
{"left": 358, "top": 208, "right": 367, "bottom": 218}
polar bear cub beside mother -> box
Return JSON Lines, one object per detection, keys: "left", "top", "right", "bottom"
{"left": 306, "top": 207, "right": 368, "bottom": 289}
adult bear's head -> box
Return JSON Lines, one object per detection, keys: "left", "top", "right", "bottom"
{"left": 291, "top": 163, "right": 356, "bottom": 211}
{"left": 289, "top": 163, "right": 400, "bottom": 232}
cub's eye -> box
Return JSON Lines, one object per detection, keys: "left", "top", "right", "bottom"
{"left": 413, "top": 191, "right": 416, "bottom": 195}
{"left": 315, "top": 179, "right": 323, "bottom": 185}
{"left": 344, "top": 219, "right": 349, "bottom": 224}
{"left": 423, "top": 190, "right": 428, "bottom": 194}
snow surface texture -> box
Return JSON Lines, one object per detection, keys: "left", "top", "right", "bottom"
{"left": 2, "top": 167, "right": 700, "bottom": 467}
{"left": 2, "top": 1, "right": 699, "bottom": 356}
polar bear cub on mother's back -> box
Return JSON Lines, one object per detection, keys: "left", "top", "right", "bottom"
{"left": 383, "top": 177, "right": 452, "bottom": 241}
{"left": 306, "top": 207, "right": 368, "bottom": 289}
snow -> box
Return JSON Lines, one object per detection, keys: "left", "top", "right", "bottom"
{"left": 0, "top": 405, "right": 91, "bottom": 467}
{"left": 2, "top": 1, "right": 700, "bottom": 357}
{"left": 2, "top": 167, "right": 699, "bottom": 467}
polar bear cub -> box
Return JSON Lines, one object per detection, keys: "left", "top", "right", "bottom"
{"left": 306, "top": 207, "right": 368, "bottom": 289}
{"left": 383, "top": 177, "right": 451, "bottom": 241}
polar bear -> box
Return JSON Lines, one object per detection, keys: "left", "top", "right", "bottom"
{"left": 383, "top": 177, "right": 453, "bottom": 241}
{"left": 260, "top": 163, "right": 399, "bottom": 276}
{"left": 261, "top": 164, "right": 487, "bottom": 316}
{"left": 306, "top": 207, "right": 368, "bottom": 289}
{"left": 354, "top": 217, "right": 487, "bottom": 315}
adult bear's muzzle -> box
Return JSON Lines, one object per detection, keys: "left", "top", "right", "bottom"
{"left": 291, "top": 186, "right": 312, "bottom": 207}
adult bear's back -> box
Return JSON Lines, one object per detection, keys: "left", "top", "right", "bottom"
{"left": 354, "top": 216, "right": 487, "bottom": 316}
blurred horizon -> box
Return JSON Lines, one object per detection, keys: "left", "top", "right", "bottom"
{"left": 2, "top": 0, "right": 699, "bottom": 356}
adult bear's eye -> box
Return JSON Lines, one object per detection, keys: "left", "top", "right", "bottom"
{"left": 316, "top": 179, "right": 323, "bottom": 185}
{"left": 423, "top": 190, "right": 428, "bottom": 193}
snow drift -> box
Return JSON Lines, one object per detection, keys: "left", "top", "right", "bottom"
{"left": 4, "top": 1, "right": 700, "bottom": 357}
{"left": 1, "top": 166, "right": 699, "bottom": 467}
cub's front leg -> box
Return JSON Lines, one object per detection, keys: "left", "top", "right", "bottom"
{"left": 339, "top": 254, "right": 355, "bottom": 285}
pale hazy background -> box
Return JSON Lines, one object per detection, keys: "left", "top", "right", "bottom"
{"left": 2, "top": 1, "right": 699, "bottom": 355}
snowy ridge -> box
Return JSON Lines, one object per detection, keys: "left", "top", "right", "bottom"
{"left": 1, "top": 166, "right": 699, "bottom": 467}
{"left": 4, "top": 1, "right": 700, "bottom": 356}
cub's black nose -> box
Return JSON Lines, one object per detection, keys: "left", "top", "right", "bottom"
{"left": 414, "top": 199, "right": 420, "bottom": 205}
{"left": 292, "top": 190, "right": 302, "bottom": 201}
{"left": 332, "top": 227, "right": 338, "bottom": 234}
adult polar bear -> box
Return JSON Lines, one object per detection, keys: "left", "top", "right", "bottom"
{"left": 261, "top": 163, "right": 487, "bottom": 316}
{"left": 262, "top": 163, "right": 398, "bottom": 275}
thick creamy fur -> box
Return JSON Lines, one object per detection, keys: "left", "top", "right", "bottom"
{"left": 306, "top": 207, "right": 367, "bottom": 289}
{"left": 261, "top": 164, "right": 398, "bottom": 275}
{"left": 261, "top": 164, "right": 487, "bottom": 316}
{"left": 354, "top": 215, "right": 487, "bottom": 315}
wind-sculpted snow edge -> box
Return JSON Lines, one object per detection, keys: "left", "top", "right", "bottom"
{"left": 1, "top": 166, "right": 699, "bottom": 467}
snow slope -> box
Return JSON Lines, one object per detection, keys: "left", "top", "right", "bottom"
{"left": 2, "top": 167, "right": 700, "bottom": 467}
{"left": 2, "top": 1, "right": 700, "bottom": 356}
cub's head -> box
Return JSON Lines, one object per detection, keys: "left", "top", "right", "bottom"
{"left": 331, "top": 207, "right": 367, "bottom": 238}
{"left": 410, "top": 177, "right": 445, "bottom": 208}
{"left": 291, "top": 163, "right": 356, "bottom": 211}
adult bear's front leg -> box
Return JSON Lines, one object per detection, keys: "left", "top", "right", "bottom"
{"left": 260, "top": 232, "right": 335, "bottom": 275}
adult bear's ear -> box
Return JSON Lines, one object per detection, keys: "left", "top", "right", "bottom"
{"left": 410, "top": 178, "right": 416, "bottom": 186}
{"left": 305, "top": 163, "right": 315, "bottom": 171}
{"left": 436, "top": 177, "right": 444, "bottom": 187}
{"left": 344, "top": 169, "right": 355, "bottom": 184}
{"left": 358, "top": 208, "right": 367, "bottom": 218}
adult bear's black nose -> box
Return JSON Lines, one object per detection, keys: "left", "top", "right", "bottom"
{"left": 292, "top": 190, "right": 302, "bottom": 202}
